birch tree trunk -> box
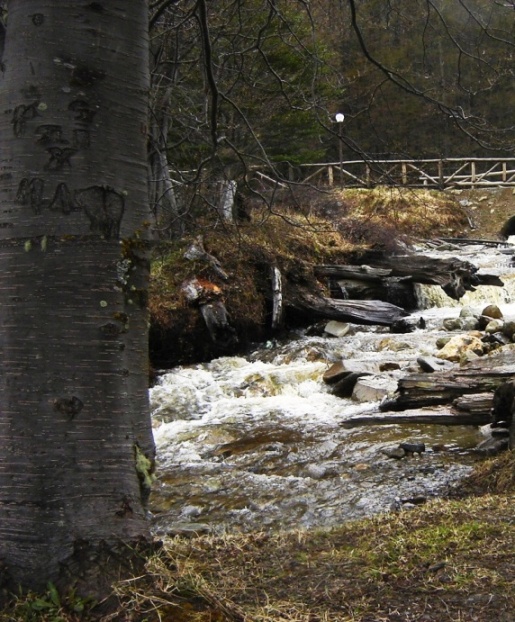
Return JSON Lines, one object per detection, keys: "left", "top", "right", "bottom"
{"left": 0, "top": 1, "right": 154, "bottom": 593}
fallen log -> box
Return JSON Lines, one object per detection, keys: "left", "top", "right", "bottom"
{"left": 453, "top": 393, "right": 493, "bottom": 416}
{"left": 317, "top": 250, "right": 502, "bottom": 300}
{"left": 382, "top": 348, "right": 515, "bottom": 412}
{"left": 287, "top": 290, "right": 409, "bottom": 326}
{"left": 342, "top": 408, "right": 490, "bottom": 428}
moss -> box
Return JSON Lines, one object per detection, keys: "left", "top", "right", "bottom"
{"left": 134, "top": 444, "right": 155, "bottom": 494}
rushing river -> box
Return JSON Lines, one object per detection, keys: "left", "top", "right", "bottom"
{"left": 149, "top": 241, "right": 515, "bottom": 535}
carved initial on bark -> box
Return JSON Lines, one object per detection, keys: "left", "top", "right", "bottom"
{"left": 75, "top": 186, "right": 125, "bottom": 239}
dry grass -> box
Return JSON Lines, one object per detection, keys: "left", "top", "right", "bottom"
{"left": 81, "top": 477, "right": 514, "bottom": 622}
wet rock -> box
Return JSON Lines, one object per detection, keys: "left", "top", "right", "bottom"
{"left": 482, "top": 303, "right": 503, "bottom": 320}
{"left": 459, "top": 305, "right": 477, "bottom": 319}
{"left": 436, "top": 335, "right": 452, "bottom": 349}
{"left": 417, "top": 355, "right": 454, "bottom": 373}
{"left": 352, "top": 375, "right": 398, "bottom": 403}
{"left": 382, "top": 447, "right": 406, "bottom": 459}
{"left": 329, "top": 373, "right": 361, "bottom": 397}
{"left": 436, "top": 334, "right": 484, "bottom": 362}
{"left": 399, "top": 442, "right": 426, "bottom": 455}
{"left": 322, "top": 361, "right": 347, "bottom": 384}
{"left": 485, "top": 319, "right": 504, "bottom": 334}
{"left": 486, "top": 331, "right": 511, "bottom": 346}
{"left": 324, "top": 320, "right": 350, "bottom": 337}
{"left": 459, "top": 350, "right": 481, "bottom": 366}
{"left": 379, "top": 361, "right": 401, "bottom": 371}
{"left": 442, "top": 317, "right": 465, "bottom": 331}
{"left": 502, "top": 320, "right": 515, "bottom": 339}
{"left": 378, "top": 338, "right": 412, "bottom": 352}
{"left": 475, "top": 436, "right": 509, "bottom": 456}
{"left": 461, "top": 316, "right": 481, "bottom": 330}
{"left": 323, "top": 361, "right": 380, "bottom": 396}
{"left": 443, "top": 316, "right": 478, "bottom": 331}
{"left": 390, "top": 318, "right": 417, "bottom": 333}
{"left": 478, "top": 304, "right": 504, "bottom": 329}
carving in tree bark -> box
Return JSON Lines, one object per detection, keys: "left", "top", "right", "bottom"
{"left": 0, "top": 1, "right": 154, "bottom": 594}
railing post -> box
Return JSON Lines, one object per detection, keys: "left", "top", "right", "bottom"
{"left": 365, "top": 164, "right": 371, "bottom": 188}
{"left": 402, "top": 163, "right": 407, "bottom": 185}
{"left": 471, "top": 161, "right": 476, "bottom": 187}
{"left": 503, "top": 161, "right": 507, "bottom": 183}
{"left": 328, "top": 165, "right": 333, "bottom": 187}
{"left": 438, "top": 159, "right": 444, "bottom": 189}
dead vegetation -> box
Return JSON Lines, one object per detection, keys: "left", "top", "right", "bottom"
{"left": 149, "top": 186, "right": 472, "bottom": 366}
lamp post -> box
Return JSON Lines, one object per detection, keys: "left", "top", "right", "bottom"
{"left": 335, "top": 113, "right": 345, "bottom": 184}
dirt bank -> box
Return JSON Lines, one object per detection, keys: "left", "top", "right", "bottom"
{"left": 148, "top": 186, "right": 515, "bottom": 369}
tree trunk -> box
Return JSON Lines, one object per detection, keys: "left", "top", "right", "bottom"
{"left": 0, "top": 2, "right": 154, "bottom": 594}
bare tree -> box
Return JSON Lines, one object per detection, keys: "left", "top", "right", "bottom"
{"left": 0, "top": 1, "right": 154, "bottom": 596}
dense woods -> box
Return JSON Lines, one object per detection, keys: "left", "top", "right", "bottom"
{"left": 149, "top": 0, "right": 515, "bottom": 237}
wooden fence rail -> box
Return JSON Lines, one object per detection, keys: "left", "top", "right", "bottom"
{"left": 292, "top": 158, "right": 515, "bottom": 189}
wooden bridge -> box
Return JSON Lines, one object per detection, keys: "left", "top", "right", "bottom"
{"left": 272, "top": 158, "right": 515, "bottom": 189}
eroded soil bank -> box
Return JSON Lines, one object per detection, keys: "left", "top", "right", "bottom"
{"left": 149, "top": 187, "right": 515, "bottom": 369}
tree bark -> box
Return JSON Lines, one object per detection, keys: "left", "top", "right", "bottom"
{"left": 0, "top": 2, "right": 154, "bottom": 593}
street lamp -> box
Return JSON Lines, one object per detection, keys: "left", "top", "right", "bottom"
{"left": 335, "top": 113, "right": 345, "bottom": 184}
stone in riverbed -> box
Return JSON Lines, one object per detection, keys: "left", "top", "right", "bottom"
{"left": 502, "top": 320, "right": 515, "bottom": 339}
{"left": 481, "top": 304, "right": 503, "bottom": 320}
{"left": 324, "top": 320, "right": 350, "bottom": 337}
{"left": 323, "top": 360, "right": 379, "bottom": 385}
{"left": 352, "top": 375, "right": 398, "bottom": 403}
{"left": 382, "top": 447, "right": 406, "bottom": 459}
{"left": 417, "top": 355, "right": 454, "bottom": 373}
{"left": 399, "top": 441, "right": 426, "bottom": 455}
{"left": 484, "top": 319, "right": 504, "bottom": 334}
{"left": 436, "top": 334, "right": 485, "bottom": 362}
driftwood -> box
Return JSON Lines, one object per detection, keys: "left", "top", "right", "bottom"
{"left": 453, "top": 393, "right": 493, "bottom": 416}
{"left": 318, "top": 265, "right": 418, "bottom": 310}
{"left": 435, "top": 237, "right": 510, "bottom": 247}
{"left": 343, "top": 408, "right": 490, "bottom": 428}
{"left": 382, "top": 348, "right": 515, "bottom": 412}
{"left": 287, "top": 290, "right": 409, "bottom": 326}
{"left": 270, "top": 266, "right": 283, "bottom": 329}
{"left": 200, "top": 301, "right": 238, "bottom": 349}
{"left": 181, "top": 277, "right": 237, "bottom": 349}
{"left": 316, "top": 250, "right": 503, "bottom": 301}
{"left": 184, "top": 235, "right": 229, "bottom": 281}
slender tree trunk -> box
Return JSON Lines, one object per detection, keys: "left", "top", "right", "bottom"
{"left": 0, "top": 2, "right": 154, "bottom": 593}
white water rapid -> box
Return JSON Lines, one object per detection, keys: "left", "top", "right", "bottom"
{"left": 149, "top": 241, "right": 515, "bottom": 536}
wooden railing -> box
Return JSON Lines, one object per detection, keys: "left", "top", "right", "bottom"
{"left": 292, "top": 158, "right": 515, "bottom": 189}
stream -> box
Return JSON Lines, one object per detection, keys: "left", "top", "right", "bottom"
{"left": 148, "top": 240, "right": 515, "bottom": 536}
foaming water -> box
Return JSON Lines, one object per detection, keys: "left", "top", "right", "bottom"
{"left": 149, "top": 241, "right": 514, "bottom": 535}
